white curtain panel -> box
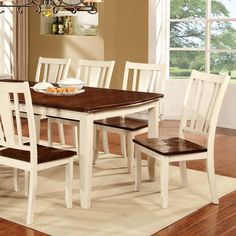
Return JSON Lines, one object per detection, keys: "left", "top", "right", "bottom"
{"left": 13, "top": 0, "right": 28, "bottom": 81}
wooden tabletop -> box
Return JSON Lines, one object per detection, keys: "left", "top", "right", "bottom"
{"left": 1, "top": 80, "right": 164, "bottom": 113}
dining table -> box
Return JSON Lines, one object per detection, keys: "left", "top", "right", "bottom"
{"left": 2, "top": 80, "right": 164, "bottom": 208}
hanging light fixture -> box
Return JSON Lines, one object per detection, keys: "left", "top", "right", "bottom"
{"left": 0, "top": 0, "right": 101, "bottom": 16}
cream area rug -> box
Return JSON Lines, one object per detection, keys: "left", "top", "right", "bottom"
{"left": 0, "top": 155, "right": 235, "bottom": 236}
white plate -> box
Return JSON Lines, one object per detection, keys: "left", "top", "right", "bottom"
{"left": 32, "top": 82, "right": 54, "bottom": 90}
{"left": 57, "top": 78, "right": 84, "bottom": 89}
{"left": 31, "top": 87, "right": 49, "bottom": 92}
{"left": 36, "top": 89, "right": 85, "bottom": 96}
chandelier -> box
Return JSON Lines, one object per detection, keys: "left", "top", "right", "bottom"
{"left": 0, "top": 0, "right": 101, "bottom": 16}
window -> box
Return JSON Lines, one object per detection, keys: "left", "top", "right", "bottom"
{"left": 160, "top": 0, "right": 236, "bottom": 79}
{"left": 0, "top": 5, "right": 13, "bottom": 75}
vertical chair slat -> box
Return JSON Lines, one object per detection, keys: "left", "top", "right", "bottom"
{"left": 57, "top": 64, "right": 64, "bottom": 82}
{"left": 13, "top": 93, "right": 23, "bottom": 145}
{"left": 84, "top": 66, "right": 89, "bottom": 85}
{"left": 42, "top": 64, "right": 48, "bottom": 82}
{"left": 149, "top": 70, "right": 157, "bottom": 92}
{"left": 0, "top": 92, "right": 16, "bottom": 145}
{"left": 132, "top": 69, "right": 138, "bottom": 91}
{"left": 203, "top": 82, "right": 220, "bottom": 134}
{"left": 189, "top": 79, "right": 203, "bottom": 130}
{"left": 99, "top": 67, "right": 106, "bottom": 88}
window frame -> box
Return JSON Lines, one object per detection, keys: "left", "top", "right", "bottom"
{"left": 154, "top": 0, "right": 236, "bottom": 80}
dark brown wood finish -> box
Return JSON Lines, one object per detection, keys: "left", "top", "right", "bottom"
{"left": 0, "top": 120, "right": 235, "bottom": 235}
{"left": 95, "top": 116, "right": 148, "bottom": 131}
{"left": 31, "top": 86, "right": 163, "bottom": 113}
{"left": 133, "top": 137, "right": 207, "bottom": 156}
{"left": 0, "top": 144, "right": 76, "bottom": 163}
{"left": 0, "top": 80, "right": 163, "bottom": 113}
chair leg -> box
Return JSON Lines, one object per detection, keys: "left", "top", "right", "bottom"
{"left": 65, "top": 159, "right": 73, "bottom": 208}
{"left": 93, "top": 126, "right": 99, "bottom": 165}
{"left": 120, "top": 134, "right": 127, "bottom": 158}
{"left": 102, "top": 130, "right": 109, "bottom": 154}
{"left": 73, "top": 126, "right": 79, "bottom": 155}
{"left": 179, "top": 161, "right": 188, "bottom": 187}
{"left": 206, "top": 158, "right": 219, "bottom": 204}
{"left": 34, "top": 116, "right": 41, "bottom": 143}
{"left": 13, "top": 168, "right": 20, "bottom": 192}
{"left": 160, "top": 158, "right": 169, "bottom": 208}
{"left": 58, "top": 123, "right": 66, "bottom": 145}
{"left": 24, "top": 170, "right": 29, "bottom": 197}
{"left": 148, "top": 157, "right": 156, "bottom": 181}
{"left": 47, "top": 117, "right": 53, "bottom": 147}
{"left": 127, "top": 133, "right": 135, "bottom": 173}
{"left": 26, "top": 170, "right": 37, "bottom": 225}
{"left": 134, "top": 147, "right": 142, "bottom": 191}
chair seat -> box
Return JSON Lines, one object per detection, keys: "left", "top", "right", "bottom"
{"left": 133, "top": 137, "right": 207, "bottom": 156}
{"left": 0, "top": 144, "right": 76, "bottom": 164}
{"left": 95, "top": 116, "right": 148, "bottom": 131}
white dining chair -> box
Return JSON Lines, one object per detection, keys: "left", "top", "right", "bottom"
{"left": 0, "top": 81, "right": 75, "bottom": 225}
{"left": 47, "top": 59, "right": 115, "bottom": 151}
{"left": 94, "top": 62, "right": 166, "bottom": 173}
{"left": 19, "top": 57, "right": 71, "bottom": 195}
{"left": 34, "top": 57, "right": 71, "bottom": 143}
{"left": 133, "top": 70, "right": 230, "bottom": 208}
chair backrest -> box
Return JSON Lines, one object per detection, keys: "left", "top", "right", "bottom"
{"left": 179, "top": 70, "right": 230, "bottom": 147}
{"left": 35, "top": 57, "right": 71, "bottom": 83}
{"left": 122, "top": 62, "right": 166, "bottom": 94}
{"left": 76, "top": 59, "right": 115, "bottom": 88}
{"left": 0, "top": 82, "right": 37, "bottom": 161}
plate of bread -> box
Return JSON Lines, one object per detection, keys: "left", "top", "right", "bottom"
{"left": 36, "top": 87, "right": 85, "bottom": 96}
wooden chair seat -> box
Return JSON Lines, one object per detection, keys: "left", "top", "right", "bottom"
{"left": 0, "top": 144, "right": 76, "bottom": 164}
{"left": 133, "top": 137, "right": 207, "bottom": 156}
{"left": 95, "top": 116, "right": 148, "bottom": 131}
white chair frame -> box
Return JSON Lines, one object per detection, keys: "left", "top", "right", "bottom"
{"left": 47, "top": 59, "right": 115, "bottom": 151}
{"left": 95, "top": 62, "right": 166, "bottom": 172}
{"left": 0, "top": 82, "right": 74, "bottom": 225}
{"left": 134, "top": 70, "right": 230, "bottom": 208}
{"left": 35, "top": 57, "right": 71, "bottom": 142}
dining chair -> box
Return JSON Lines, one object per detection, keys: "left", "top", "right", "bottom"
{"left": 133, "top": 70, "right": 230, "bottom": 208}
{"left": 19, "top": 57, "right": 71, "bottom": 195}
{"left": 47, "top": 59, "right": 115, "bottom": 151}
{"left": 35, "top": 57, "right": 71, "bottom": 143}
{"left": 94, "top": 62, "right": 166, "bottom": 173}
{"left": 0, "top": 81, "right": 75, "bottom": 225}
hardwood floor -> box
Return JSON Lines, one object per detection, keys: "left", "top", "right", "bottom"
{"left": 152, "top": 191, "right": 236, "bottom": 236}
{"left": 0, "top": 120, "right": 235, "bottom": 236}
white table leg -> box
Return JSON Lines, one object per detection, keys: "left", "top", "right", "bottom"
{"left": 79, "top": 115, "right": 94, "bottom": 208}
{"left": 148, "top": 101, "right": 159, "bottom": 181}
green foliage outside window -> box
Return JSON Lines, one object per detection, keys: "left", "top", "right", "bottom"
{"left": 170, "top": 0, "right": 236, "bottom": 79}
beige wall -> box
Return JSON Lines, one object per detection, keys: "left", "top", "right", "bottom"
{"left": 28, "top": 10, "right": 104, "bottom": 80}
{"left": 103, "top": 0, "right": 148, "bottom": 88}
{"left": 28, "top": 0, "right": 148, "bottom": 89}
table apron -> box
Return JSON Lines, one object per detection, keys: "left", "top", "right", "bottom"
{"left": 19, "top": 100, "right": 158, "bottom": 122}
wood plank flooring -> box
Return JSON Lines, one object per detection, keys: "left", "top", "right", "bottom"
{"left": 0, "top": 120, "right": 235, "bottom": 236}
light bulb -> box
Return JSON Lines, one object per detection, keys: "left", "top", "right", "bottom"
{"left": 42, "top": 5, "right": 53, "bottom": 17}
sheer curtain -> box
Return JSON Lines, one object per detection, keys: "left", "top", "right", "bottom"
{"left": 0, "top": 4, "right": 13, "bottom": 77}
{"left": 13, "top": 2, "right": 29, "bottom": 81}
